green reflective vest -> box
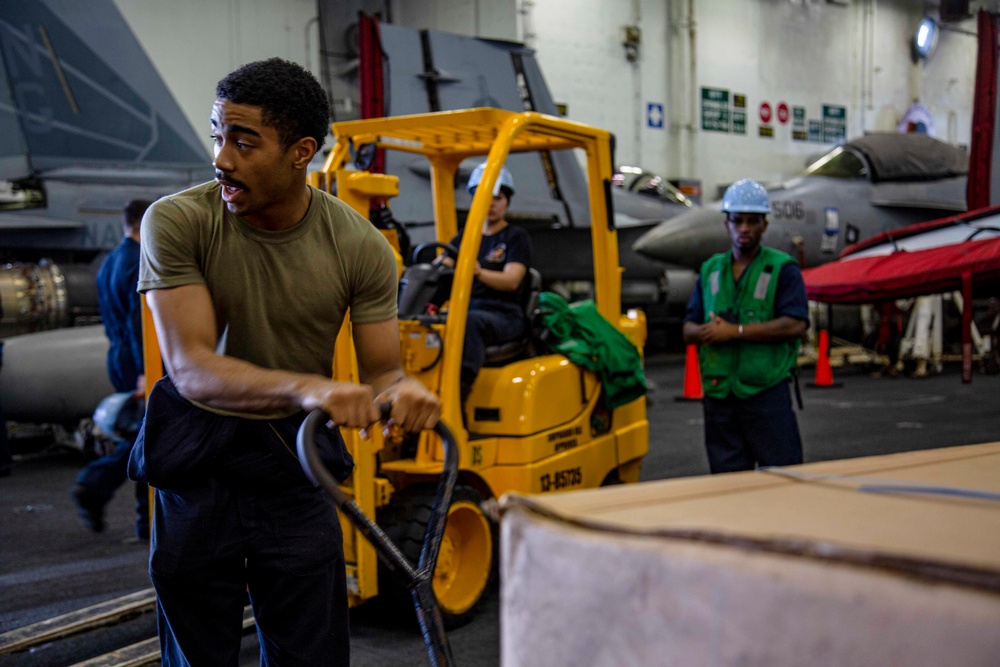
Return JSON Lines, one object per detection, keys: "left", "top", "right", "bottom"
{"left": 699, "top": 247, "right": 799, "bottom": 399}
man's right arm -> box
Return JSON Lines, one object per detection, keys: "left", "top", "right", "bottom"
{"left": 682, "top": 320, "right": 704, "bottom": 344}
{"left": 682, "top": 277, "right": 705, "bottom": 344}
{"left": 147, "top": 284, "right": 379, "bottom": 427}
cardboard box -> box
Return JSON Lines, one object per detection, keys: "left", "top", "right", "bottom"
{"left": 500, "top": 443, "right": 1000, "bottom": 667}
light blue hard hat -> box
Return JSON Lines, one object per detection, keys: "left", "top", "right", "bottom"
{"left": 467, "top": 162, "right": 515, "bottom": 197}
{"left": 721, "top": 178, "right": 771, "bottom": 214}
{"left": 93, "top": 392, "right": 145, "bottom": 440}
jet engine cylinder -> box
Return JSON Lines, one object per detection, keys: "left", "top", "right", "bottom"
{"left": 0, "top": 325, "right": 113, "bottom": 424}
{"left": 0, "top": 260, "right": 100, "bottom": 338}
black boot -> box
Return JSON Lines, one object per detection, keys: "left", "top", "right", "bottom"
{"left": 71, "top": 485, "right": 106, "bottom": 533}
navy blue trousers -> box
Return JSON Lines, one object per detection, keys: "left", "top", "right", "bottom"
{"left": 461, "top": 300, "right": 526, "bottom": 384}
{"left": 702, "top": 381, "right": 803, "bottom": 474}
{"left": 76, "top": 437, "right": 149, "bottom": 536}
{"left": 150, "top": 431, "right": 349, "bottom": 666}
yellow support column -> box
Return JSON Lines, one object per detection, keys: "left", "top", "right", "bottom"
{"left": 330, "top": 170, "right": 401, "bottom": 602}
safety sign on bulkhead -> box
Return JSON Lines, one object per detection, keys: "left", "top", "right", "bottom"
{"left": 647, "top": 103, "right": 664, "bottom": 129}
{"left": 701, "top": 88, "right": 747, "bottom": 135}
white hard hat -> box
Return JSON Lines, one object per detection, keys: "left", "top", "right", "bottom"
{"left": 467, "top": 162, "right": 515, "bottom": 197}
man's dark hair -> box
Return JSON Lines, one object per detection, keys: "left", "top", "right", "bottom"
{"left": 124, "top": 199, "right": 152, "bottom": 232}
{"left": 216, "top": 58, "right": 331, "bottom": 151}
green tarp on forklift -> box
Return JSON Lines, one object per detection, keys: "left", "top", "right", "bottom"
{"left": 539, "top": 292, "right": 647, "bottom": 409}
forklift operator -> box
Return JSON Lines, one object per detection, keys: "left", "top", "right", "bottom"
{"left": 440, "top": 163, "right": 533, "bottom": 401}
{"left": 133, "top": 58, "right": 439, "bottom": 666}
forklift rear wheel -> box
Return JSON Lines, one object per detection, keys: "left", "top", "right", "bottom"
{"left": 380, "top": 484, "right": 495, "bottom": 628}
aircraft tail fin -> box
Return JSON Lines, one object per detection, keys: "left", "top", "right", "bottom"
{"left": 0, "top": 0, "right": 208, "bottom": 179}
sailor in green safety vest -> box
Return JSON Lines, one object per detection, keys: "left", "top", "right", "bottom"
{"left": 682, "top": 178, "right": 809, "bottom": 474}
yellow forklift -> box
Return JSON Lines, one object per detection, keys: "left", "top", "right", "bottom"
{"left": 315, "top": 107, "right": 649, "bottom": 626}
{"left": 143, "top": 107, "right": 649, "bottom": 630}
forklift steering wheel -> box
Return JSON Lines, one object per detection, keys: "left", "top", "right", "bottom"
{"left": 411, "top": 242, "right": 459, "bottom": 266}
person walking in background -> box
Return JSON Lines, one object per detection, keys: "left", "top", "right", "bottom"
{"left": 71, "top": 199, "right": 151, "bottom": 537}
{"left": 683, "top": 178, "right": 808, "bottom": 474}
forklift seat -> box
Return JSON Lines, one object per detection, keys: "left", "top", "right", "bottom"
{"left": 483, "top": 267, "right": 543, "bottom": 367}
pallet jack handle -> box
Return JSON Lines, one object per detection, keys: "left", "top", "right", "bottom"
{"left": 296, "top": 405, "right": 459, "bottom": 667}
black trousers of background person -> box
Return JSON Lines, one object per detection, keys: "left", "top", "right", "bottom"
{"left": 701, "top": 380, "right": 803, "bottom": 474}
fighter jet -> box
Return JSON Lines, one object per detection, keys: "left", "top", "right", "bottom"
{"left": 632, "top": 133, "right": 969, "bottom": 271}
{"left": 0, "top": 0, "right": 212, "bottom": 337}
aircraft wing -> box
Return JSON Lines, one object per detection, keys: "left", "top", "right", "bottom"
{"left": 802, "top": 206, "right": 1000, "bottom": 303}
{"left": 0, "top": 212, "right": 83, "bottom": 230}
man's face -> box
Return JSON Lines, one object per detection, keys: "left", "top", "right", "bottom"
{"left": 210, "top": 99, "right": 300, "bottom": 224}
{"left": 487, "top": 192, "right": 509, "bottom": 224}
{"left": 725, "top": 212, "right": 767, "bottom": 254}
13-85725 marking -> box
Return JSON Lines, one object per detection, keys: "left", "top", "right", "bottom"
{"left": 539, "top": 467, "right": 582, "bottom": 492}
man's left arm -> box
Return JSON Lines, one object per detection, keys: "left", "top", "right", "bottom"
{"left": 353, "top": 318, "right": 441, "bottom": 433}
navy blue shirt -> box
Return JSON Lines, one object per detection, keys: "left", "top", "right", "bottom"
{"left": 450, "top": 224, "right": 533, "bottom": 305}
{"left": 685, "top": 259, "right": 808, "bottom": 325}
{"left": 97, "top": 237, "right": 144, "bottom": 392}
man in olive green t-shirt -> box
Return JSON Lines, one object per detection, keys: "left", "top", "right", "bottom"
{"left": 136, "top": 58, "right": 439, "bottom": 666}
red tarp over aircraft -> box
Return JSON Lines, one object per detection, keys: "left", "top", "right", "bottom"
{"left": 802, "top": 206, "right": 1000, "bottom": 304}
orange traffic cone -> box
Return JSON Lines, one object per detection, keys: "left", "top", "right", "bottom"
{"left": 807, "top": 329, "right": 842, "bottom": 388}
{"left": 675, "top": 344, "right": 703, "bottom": 401}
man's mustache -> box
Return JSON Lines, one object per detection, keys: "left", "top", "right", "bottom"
{"left": 215, "top": 171, "right": 249, "bottom": 191}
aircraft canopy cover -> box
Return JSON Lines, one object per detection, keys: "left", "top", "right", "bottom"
{"left": 802, "top": 207, "right": 1000, "bottom": 303}
{"left": 846, "top": 134, "right": 968, "bottom": 182}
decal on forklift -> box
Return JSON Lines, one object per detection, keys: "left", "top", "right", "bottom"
{"left": 553, "top": 439, "right": 578, "bottom": 452}
{"left": 547, "top": 426, "right": 582, "bottom": 442}
{"left": 471, "top": 445, "right": 483, "bottom": 466}
{"left": 540, "top": 467, "right": 583, "bottom": 492}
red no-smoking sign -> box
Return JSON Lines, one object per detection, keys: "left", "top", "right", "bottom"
{"left": 777, "top": 102, "right": 789, "bottom": 124}
{"left": 759, "top": 102, "right": 772, "bottom": 124}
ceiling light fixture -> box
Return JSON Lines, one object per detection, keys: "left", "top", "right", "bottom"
{"left": 913, "top": 16, "right": 939, "bottom": 62}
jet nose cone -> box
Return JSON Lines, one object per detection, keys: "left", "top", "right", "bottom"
{"left": 632, "top": 207, "right": 729, "bottom": 270}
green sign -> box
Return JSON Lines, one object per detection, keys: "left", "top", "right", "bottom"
{"left": 822, "top": 104, "right": 847, "bottom": 143}
{"left": 792, "top": 106, "right": 806, "bottom": 127}
{"left": 808, "top": 120, "right": 822, "bottom": 142}
{"left": 701, "top": 87, "right": 730, "bottom": 133}
{"left": 733, "top": 110, "right": 746, "bottom": 135}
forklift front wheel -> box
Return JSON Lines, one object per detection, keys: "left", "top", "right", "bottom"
{"left": 381, "top": 484, "right": 495, "bottom": 628}
{"left": 434, "top": 487, "right": 494, "bottom": 623}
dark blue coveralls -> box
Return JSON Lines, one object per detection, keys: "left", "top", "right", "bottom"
{"left": 75, "top": 236, "right": 149, "bottom": 536}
